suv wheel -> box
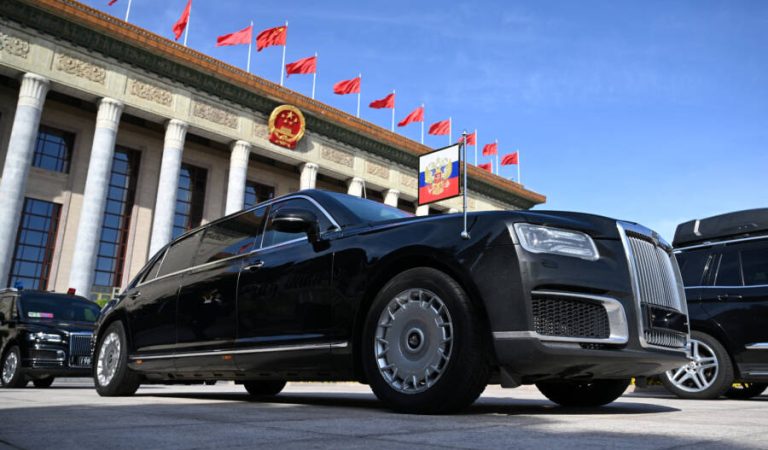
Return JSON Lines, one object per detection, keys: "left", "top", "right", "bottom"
{"left": 661, "top": 331, "right": 734, "bottom": 399}
{"left": 724, "top": 382, "right": 767, "bottom": 400}
{"left": 535, "top": 379, "right": 631, "bottom": 407}
{"left": 362, "top": 267, "right": 490, "bottom": 414}
{"left": 94, "top": 321, "right": 141, "bottom": 396}
{"left": 1, "top": 346, "right": 27, "bottom": 388}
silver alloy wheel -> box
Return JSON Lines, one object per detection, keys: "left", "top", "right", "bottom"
{"left": 2, "top": 351, "right": 18, "bottom": 385}
{"left": 665, "top": 338, "right": 719, "bottom": 393}
{"left": 374, "top": 288, "right": 453, "bottom": 394}
{"left": 97, "top": 332, "right": 122, "bottom": 387}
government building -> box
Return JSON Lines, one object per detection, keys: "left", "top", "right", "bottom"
{"left": 0, "top": 0, "right": 545, "bottom": 302}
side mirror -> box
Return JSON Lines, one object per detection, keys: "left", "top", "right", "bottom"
{"left": 272, "top": 208, "right": 320, "bottom": 241}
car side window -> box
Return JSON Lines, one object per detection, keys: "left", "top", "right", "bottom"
{"left": 261, "top": 199, "right": 333, "bottom": 248}
{"left": 740, "top": 244, "right": 768, "bottom": 286}
{"left": 141, "top": 250, "right": 166, "bottom": 283}
{"left": 676, "top": 250, "right": 711, "bottom": 286}
{"left": 714, "top": 250, "right": 742, "bottom": 287}
{"left": 196, "top": 207, "right": 266, "bottom": 265}
{"left": 157, "top": 230, "right": 204, "bottom": 277}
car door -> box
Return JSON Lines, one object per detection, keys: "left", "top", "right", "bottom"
{"left": 126, "top": 230, "right": 202, "bottom": 358}
{"left": 174, "top": 207, "right": 266, "bottom": 373}
{"left": 235, "top": 198, "right": 337, "bottom": 372}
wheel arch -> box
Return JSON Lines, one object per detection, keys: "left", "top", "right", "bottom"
{"left": 350, "top": 247, "right": 495, "bottom": 382}
{"left": 689, "top": 322, "right": 742, "bottom": 379}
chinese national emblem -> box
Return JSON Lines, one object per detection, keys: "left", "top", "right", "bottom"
{"left": 424, "top": 157, "right": 453, "bottom": 196}
{"left": 268, "top": 105, "right": 306, "bottom": 149}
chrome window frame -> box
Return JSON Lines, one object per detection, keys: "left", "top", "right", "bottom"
{"left": 136, "top": 194, "right": 340, "bottom": 288}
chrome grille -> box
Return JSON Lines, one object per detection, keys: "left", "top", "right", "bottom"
{"left": 645, "top": 330, "right": 688, "bottom": 348}
{"left": 625, "top": 233, "right": 685, "bottom": 311}
{"left": 69, "top": 333, "right": 92, "bottom": 357}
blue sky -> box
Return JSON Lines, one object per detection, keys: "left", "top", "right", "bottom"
{"left": 85, "top": 0, "right": 768, "bottom": 240}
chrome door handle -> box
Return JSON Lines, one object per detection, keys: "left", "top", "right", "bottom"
{"left": 243, "top": 261, "right": 264, "bottom": 271}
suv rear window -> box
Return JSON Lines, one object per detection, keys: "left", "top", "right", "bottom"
{"left": 741, "top": 247, "right": 768, "bottom": 286}
{"left": 676, "top": 250, "right": 711, "bottom": 286}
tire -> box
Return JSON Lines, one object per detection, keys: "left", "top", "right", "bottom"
{"left": 1, "top": 346, "right": 27, "bottom": 388}
{"left": 94, "top": 321, "right": 141, "bottom": 396}
{"left": 243, "top": 380, "right": 286, "bottom": 397}
{"left": 661, "top": 331, "right": 734, "bottom": 399}
{"left": 724, "top": 382, "right": 767, "bottom": 400}
{"left": 362, "top": 267, "right": 490, "bottom": 414}
{"left": 536, "top": 379, "right": 631, "bottom": 407}
{"left": 33, "top": 377, "right": 55, "bottom": 388}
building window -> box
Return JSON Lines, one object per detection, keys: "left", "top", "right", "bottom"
{"left": 92, "top": 148, "right": 141, "bottom": 293}
{"left": 244, "top": 181, "right": 274, "bottom": 209}
{"left": 33, "top": 126, "right": 74, "bottom": 173}
{"left": 8, "top": 198, "right": 61, "bottom": 290}
{"left": 173, "top": 163, "right": 207, "bottom": 239}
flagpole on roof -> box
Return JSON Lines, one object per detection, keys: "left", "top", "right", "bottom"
{"left": 356, "top": 73, "right": 362, "bottom": 118}
{"left": 245, "top": 21, "right": 253, "bottom": 73}
{"left": 495, "top": 139, "right": 499, "bottom": 175}
{"left": 391, "top": 89, "right": 395, "bottom": 132}
{"left": 448, "top": 117, "right": 452, "bottom": 145}
{"left": 280, "top": 21, "right": 288, "bottom": 86}
{"left": 124, "top": 0, "right": 133, "bottom": 21}
{"left": 518, "top": 149, "right": 522, "bottom": 184}
{"left": 311, "top": 52, "right": 317, "bottom": 99}
{"left": 183, "top": 0, "right": 191, "bottom": 47}
{"left": 474, "top": 129, "right": 478, "bottom": 166}
{"left": 420, "top": 104, "right": 425, "bottom": 144}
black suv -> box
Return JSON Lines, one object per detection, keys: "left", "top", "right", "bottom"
{"left": 661, "top": 209, "right": 768, "bottom": 399}
{"left": 0, "top": 289, "right": 101, "bottom": 388}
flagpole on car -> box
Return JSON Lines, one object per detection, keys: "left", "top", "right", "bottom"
{"left": 280, "top": 21, "right": 288, "bottom": 86}
{"left": 461, "top": 130, "right": 470, "bottom": 240}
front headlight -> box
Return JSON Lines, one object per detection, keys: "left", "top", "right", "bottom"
{"left": 513, "top": 223, "right": 600, "bottom": 261}
{"left": 27, "top": 332, "right": 64, "bottom": 343}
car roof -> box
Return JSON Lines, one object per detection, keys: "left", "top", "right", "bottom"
{"left": 674, "top": 208, "right": 768, "bottom": 248}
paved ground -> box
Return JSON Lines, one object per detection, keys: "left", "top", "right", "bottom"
{"left": 0, "top": 380, "right": 765, "bottom": 449}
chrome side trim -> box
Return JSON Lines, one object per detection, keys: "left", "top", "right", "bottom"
{"left": 530, "top": 290, "right": 629, "bottom": 344}
{"left": 674, "top": 235, "right": 768, "bottom": 252}
{"left": 129, "top": 341, "right": 348, "bottom": 361}
{"left": 685, "top": 284, "right": 768, "bottom": 289}
{"left": 746, "top": 343, "right": 768, "bottom": 350}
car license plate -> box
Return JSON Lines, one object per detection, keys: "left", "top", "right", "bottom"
{"left": 77, "top": 356, "right": 91, "bottom": 366}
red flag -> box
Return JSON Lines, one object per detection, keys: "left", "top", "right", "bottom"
{"left": 256, "top": 25, "right": 287, "bottom": 51}
{"left": 482, "top": 142, "right": 498, "bottom": 156}
{"left": 333, "top": 77, "right": 361, "bottom": 95}
{"left": 108, "top": 0, "right": 117, "bottom": 5}
{"left": 216, "top": 25, "right": 253, "bottom": 47}
{"left": 478, "top": 163, "right": 493, "bottom": 172}
{"left": 458, "top": 131, "right": 477, "bottom": 145}
{"left": 501, "top": 151, "right": 519, "bottom": 165}
{"left": 398, "top": 106, "right": 424, "bottom": 127}
{"left": 172, "top": 0, "right": 192, "bottom": 41}
{"left": 285, "top": 56, "right": 317, "bottom": 77}
{"left": 428, "top": 119, "right": 451, "bottom": 136}
{"left": 369, "top": 93, "right": 395, "bottom": 109}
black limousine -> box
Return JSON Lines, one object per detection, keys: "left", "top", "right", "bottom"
{"left": 661, "top": 209, "right": 768, "bottom": 399}
{"left": 93, "top": 190, "right": 690, "bottom": 413}
{"left": 1, "top": 289, "right": 99, "bottom": 388}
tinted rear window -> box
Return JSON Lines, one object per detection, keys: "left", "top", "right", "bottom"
{"left": 158, "top": 231, "right": 203, "bottom": 277}
{"left": 675, "top": 250, "right": 711, "bottom": 286}
{"left": 741, "top": 246, "right": 768, "bottom": 286}
{"left": 715, "top": 251, "right": 742, "bottom": 286}
{"left": 195, "top": 207, "right": 266, "bottom": 265}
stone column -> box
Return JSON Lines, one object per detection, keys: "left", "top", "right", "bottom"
{"left": 0, "top": 73, "right": 50, "bottom": 288}
{"left": 347, "top": 177, "right": 365, "bottom": 197}
{"left": 299, "top": 162, "right": 318, "bottom": 190}
{"left": 68, "top": 98, "right": 124, "bottom": 296}
{"left": 416, "top": 205, "right": 430, "bottom": 216}
{"left": 149, "top": 119, "right": 188, "bottom": 257}
{"left": 383, "top": 189, "right": 400, "bottom": 207}
{"left": 225, "top": 140, "right": 251, "bottom": 215}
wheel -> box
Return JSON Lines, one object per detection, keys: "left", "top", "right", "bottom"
{"left": 362, "top": 267, "right": 490, "bottom": 414}
{"left": 725, "top": 382, "right": 767, "bottom": 400}
{"left": 33, "top": 377, "right": 55, "bottom": 388}
{"left": 536, "top": 379, "right": 631, "bottom": 407}
{"left": 1, "top": 346, "right": 27, "bottom": 388}
{"left": 661, "top": 331, "right": 734, "bottom": 399}
{"left": 94, "top": 321, "right": 141, "bottom": 396}
{"left": 243, "top": 380, "right": 286, "bottom": 397}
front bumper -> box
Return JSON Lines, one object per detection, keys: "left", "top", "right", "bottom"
{"left": 494, "top": 335, "right": 689, "bottom": 382}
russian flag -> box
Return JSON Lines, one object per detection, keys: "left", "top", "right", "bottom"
{"left": 418, "top": 144, "right": 461, "bottom": 205}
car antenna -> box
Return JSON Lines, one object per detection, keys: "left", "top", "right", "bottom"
{"left": 460, "top": 130, "right": 470, "bottom": 240}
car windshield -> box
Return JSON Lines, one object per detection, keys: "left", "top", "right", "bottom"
{"left": 333, "top": 194, "right": 412, "bottom": 224}
{"left": 18, "top": 295, "right": 101, "bottom": 323}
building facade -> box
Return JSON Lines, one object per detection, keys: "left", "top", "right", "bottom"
{"left": 0, "top": 0, "right": 545, "bottom": 301}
